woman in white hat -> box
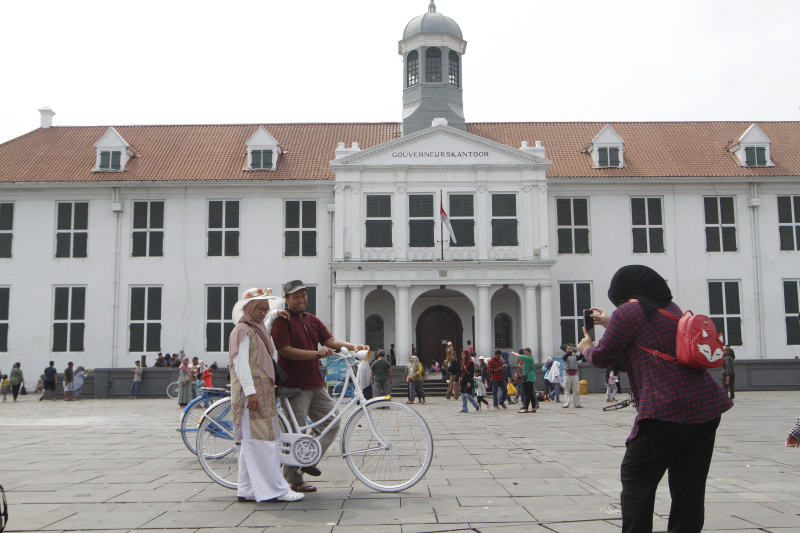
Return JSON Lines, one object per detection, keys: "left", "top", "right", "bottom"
{"left": 229, "top": 287, "right": 303, "bottom": 503}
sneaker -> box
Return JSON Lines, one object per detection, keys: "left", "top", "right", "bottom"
{"left": 562, "top": 405, "right": 569, "bottom": 408}
{"left": 576, "top": 405, "right": 584, "bottom": 408}
{"left": 500, "top": 403, "right": 507, "bottom": 409}
{"left": 276, "top": 490, "right": 305, "bottom": 502}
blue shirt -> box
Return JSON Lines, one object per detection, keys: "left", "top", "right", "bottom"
{"left": 44, "top": 366, "right": 57, "bottom": 382}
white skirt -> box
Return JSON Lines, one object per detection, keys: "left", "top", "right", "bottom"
{"left": 238, "top": 402, "right": 290, "bottom": 501}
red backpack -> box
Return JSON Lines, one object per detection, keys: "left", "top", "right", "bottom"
{"left": 633, "top": 302, "right": 725, "bottom": 370}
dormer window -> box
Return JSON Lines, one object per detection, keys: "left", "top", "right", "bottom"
{"left": 251, "top": 149, "right": 273, "bottom": 170}
{"left": 588, "top": 125, "right": 625, "bottom": 169}
{"left": 245, "top": 126, "right": 281, "bottom": 171}
{"left": 99, "top": 150, "right": 121, "bottom": 170}
{"left": 93, "top": 127, "right": 133, "bottom": 172}
{"left": 729, "top": 124, "right": 774, "bottom": 168}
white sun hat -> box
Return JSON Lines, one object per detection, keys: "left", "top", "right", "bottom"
{"left": 231, "top": 287, "right": 284, "bottom": 324}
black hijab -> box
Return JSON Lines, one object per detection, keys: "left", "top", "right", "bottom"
{"left": 607, "top": 265, "right": 672, "bottom": 315}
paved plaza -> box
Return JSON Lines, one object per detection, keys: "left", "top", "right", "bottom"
{"left": 2, "top": 390, "right": 799, "bottom": 533}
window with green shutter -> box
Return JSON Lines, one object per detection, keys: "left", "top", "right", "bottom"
{"left": 449, "top": 195, "right": 474, "bottom": 247}
{"left": 99, "top": 150, "right": 122, "bottom": 170}
{"left": 557, "top": 198, "right": 590, "bottom": 254}
{"left": 744, "top": 146, "right": 767, "bottom": 167}
{"left": 208, "top": 201, "right": 239, "bottom": 257}
{"left": 704, "top": 197, "right": 737, "bottom": 252}
{"left": 52, "top": 286, "right": 85, "bottom": 352}
{"left": 250, "top": 149, "right": 274, "bottom": 170}
{"left": 778, "top": 196, "right": 800, "bottom": 251}
{"left": 784, "top": 280, "right": 800, "bottom": 345}
{"left": 708, "top": 281, "right": 742, "bottom": 345}
{"left": 0, "top": 203, "right": 13, "bottom": 258}
{"left": 366, "top": 195, "right": 392, "bottom": 248}
{"left": 285, "top": 201, "right": 317, "bottom": 256}
{"left": 631, "top": 198, "right": 665, "bottom": 253}
{"left": 559, "top": 282, "right": 591, "bottom": 345}
{"left": 409, "top": 195, "right": 434, "bottom": 247}
{"left": 596, "top": 147, "right": 621, "bottom": 168}
{"left": 129, "top": 286, "right": 162, "bottom": 352}
{"left": 55, "top": 202, "right": 88, "bottom": 258}
{"left": 132, "top": 201, "right": 164, "bottom": 257}
{"left": 206, "top": 286, "right": 238, "bottom": 352}
{"left": 491, "top": 194, "right": 518, "bottom": 246}
{"left": 0, "top": 287, "right": 8, "bottom": 352}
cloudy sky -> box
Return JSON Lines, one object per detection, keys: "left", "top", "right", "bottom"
{"left": 1, "top": 0, "right": 798, "bottom": 144}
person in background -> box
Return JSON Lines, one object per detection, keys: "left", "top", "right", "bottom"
{"left": 459, "top": 350, "right": 480, "bottom": 413}
{"left": 541, "top": 357, "right": 554, "bottom": 401}
{"left": 513, "top": 348, "right": 537, "bottom": 413}
{"left": 357, "top": 352, "right": 373, "bottom": 400}
{"left": 606, "top": 367, "right": 617, "bottom": 402}
{"left": 41, "top": 361, "right": 57, "bottom": 401}
{"left": 786, "top": 417, "right": 800, "bottom": 447}
{"left": 546, "top": 358, "right": 562, "bottom": 402}
{"left": 488, "top": 350, "right": 507, "bottom": 409}
{"left": 177, "top": 357, "right": 193, "bottom": 407}
{"left": 73, "top": 366, "right": 88, "bottom": 400}
{"left": 389, "top": 344, "right": 396, "bottom": 366}
{"left": 444, "top": 341, "right": 459, "bottom": 400}
{"left": 9, "top": 362, "right": 24, "bottom": 402}
{"left": 721, "top": 346, "right": 735, "bottom": 400}
{"left": 203, "top": 362, "right": 216, "bottom": 388}
{"left": 1, "top": 375, "right": 10, "bottom": 401}
{"left": 154, "top": 353, "right": 167, "bottom": 367}
{"left": 403, "top": 355, "right": 426, "bottom": 405}
{"left": 473, "top": 369, "right": 489, "bottom": 408}
{"left": 129, "top": 360, "right": 143, "bottom": 399}
{"left": 63, "top": 361, "right": 75, "bottom": 401}
{"left": 561, "top": 344, "right": 583, "bottom": 408}
{"left": 578, "top": 264, "right": 732, "bottom": 532}
{"left": 371, "top": 350, "right": 393, "bottom": 398}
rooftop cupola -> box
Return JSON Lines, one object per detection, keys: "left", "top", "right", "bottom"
{"left": 399, "top": 1, "right": 467, "bottom": 135}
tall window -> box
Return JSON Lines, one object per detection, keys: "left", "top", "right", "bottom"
{"left": 557, "top": 198, "right": 590, "bottom": 254}
{"left": 99, "top": 150, "right": 121, "bottom": 170}
{"left": 425, "top": 48, "right": 441, "bottom": 82}
{"left": 366, "top": 195, "right": 392, "bottom": 248}
{"left": 250, "top": 149, "right": 273, "bottom": 170}
{"left": 597, "top": 147, "right": 620, "bottom": 168}
{"left": 132, "top": 201, "right": 164, "bottom": 257}
{"left": 56, "top": 202, "right": 88, "bottom": 258}
{"left": 129, "top": 286, "right": 162, "bottom": 352}
{"left": 409, "top": 195, "right": 434, "bottom": 247}
{"left": 285, "top": 201, "right": 317, "bottom": 256}
{"left": 784, "top": 281, "right": 800, "bottom": 345}
{"left": 206, "top": 286, "right": 238, "bottom": 352}
{"left": 365, "top": 314, "right": 385, "bottom": 351}
{"left": 491, "top": 194, "right": 518, "bottom": 246}
{"left": 0, "top": 203, "right": 13, "bottom": 258}
{"left": 208, "top": 201, "right": 239, "bottom": 257}
{"left": 449, "top": 195, "right": 474, "bottom": 247}
{"left": 494, "top": 314, "right": 512, "bottom": 349}
{"left": 778, "top": 196, "right": 800, "bottom": 251}
{"left": 744, "top": 146, "right": 767, "bottom": 167}
{"left": 560, "top": 282, "right": 591, "bottom": 345}
{"left": 708, "top": 281, "right": 742, "bottom": 345}
{"left": 704, "top": 197, "right": 737, "bottom": 252}
{"left": 448, "top": 51, "right": 459, "bottom": 86}
{"left": 304, "top": 286, "right": 317, "bottom": 316}
{"left": 0, "top": 287, "right": 8, "bottom": 352}
{"left": 53, "top": 286, "right": 85, "bottom": 352}
{"left": 407, "top": 51, "right": 419, "bottom": 87}
{"left": 631, "top": 198, "right": 664, "bottom": 253}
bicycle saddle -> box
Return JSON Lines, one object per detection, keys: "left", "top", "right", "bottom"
{"left": 275, "top": 386, "right": 302, "bottom": 399}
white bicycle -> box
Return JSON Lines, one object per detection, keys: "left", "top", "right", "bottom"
{"left": 195, "top": 349, "right": 433, "bottom": 492}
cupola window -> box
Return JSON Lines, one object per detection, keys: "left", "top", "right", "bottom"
{"left": 426, "top": 48, "right": 442, "bottom": 82}
{"left": 407, "top": 51, "right": 419, "bottom": 87}
{"left": 448, "top": 51, "right": 459, "bottom": 86}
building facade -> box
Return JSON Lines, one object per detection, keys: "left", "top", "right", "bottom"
{"left": 1, "top": 2, "right": 799, "bottom": 373}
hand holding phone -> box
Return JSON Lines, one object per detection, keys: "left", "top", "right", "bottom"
{"left": 583, "top": 309, "right": 595, "bottom": 341}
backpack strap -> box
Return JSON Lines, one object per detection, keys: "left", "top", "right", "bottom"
{"left": 628, "top": 299, "right": 680, "bottom": 364}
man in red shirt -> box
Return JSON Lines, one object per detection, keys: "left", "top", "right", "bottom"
{"left": 487, "top": 350, "right": 507, "bottom": 409}
{"left": 271, "top": 280, "right": 368, "bottom": 493}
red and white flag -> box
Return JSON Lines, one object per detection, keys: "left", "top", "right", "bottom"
{"left": 440, "top": 197, "right": 457, "bottom": 244}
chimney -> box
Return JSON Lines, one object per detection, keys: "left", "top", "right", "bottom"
{"left": 39, "top": 107, "right": 55, "bottom": 128}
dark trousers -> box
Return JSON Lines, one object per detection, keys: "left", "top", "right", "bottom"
{"left": 11, "top": 383, "right": 21, "bottom": 400}
{"left": 620, "top": 417, "right": 721, "bottom": 533}
{"left": 522, "top": 381, "right": 536, "bottom": 410}
{"left": 490, "top": 380, "right": 506, "bottom": 406}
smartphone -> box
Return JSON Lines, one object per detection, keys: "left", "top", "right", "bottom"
{"left": 583, "top": 309, "right": 595, "bottom": 341}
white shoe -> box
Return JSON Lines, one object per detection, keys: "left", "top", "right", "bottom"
{"left": 277, "top": 490, "right": 304, "bottom": 502}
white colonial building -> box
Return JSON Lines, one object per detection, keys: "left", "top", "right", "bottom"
{"left": 1, "top": 1, "right": 799, "bottom": 373}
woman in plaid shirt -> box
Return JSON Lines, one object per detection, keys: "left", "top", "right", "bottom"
{"left": 577, "top": 265, "right": 732, "bottom": 533}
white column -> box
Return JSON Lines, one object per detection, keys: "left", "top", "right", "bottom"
{"left": 396, "top": 284, "right": 411, "bottom": 366}
{"left": 524, "top": 283, "right": 539, "bottom": 361}
{"left": 350, "top": 185, "right": 362, "bottom": 260}
{"left": 333, "top": 185, "right": 345, "bottom": 260}
{"left": 349, "top": 285, "right": 364, "bottom": 344}
{"left": 539, "top": 284, "right": 553, "bottom": 358}
{"left": 394, "top": 176, "right": 408, "bottom": 261}
{"left": 521, "top": 185, "right": 535, "bottom": 260}
{"left": 537, "top": 183, "right": 550, "bottom": 259}
{"left": 476, "top": 176, "right": 490, "bottom": 260}
{"left": 332, "top": 285, "right": 347, "bottom": 339}
{"left": 476, "top": 284, "right": 492, "bottom": 356}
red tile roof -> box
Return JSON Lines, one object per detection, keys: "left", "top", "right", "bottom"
{"left": 1, "top": 121, "right": 798, "bottom": 183}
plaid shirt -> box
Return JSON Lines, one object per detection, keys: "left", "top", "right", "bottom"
{"left": 488, "top": 357, "right": 505, "bottom": 382}
{"left": 790, "top": 418, "right": 800, "bottom": 440}
{"left": 585, "top": 301, "right": 733, "bottom": 443}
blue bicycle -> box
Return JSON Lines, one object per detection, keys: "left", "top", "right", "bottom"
{"left": 178, "top": 387, "right": 230, "bottom": 455}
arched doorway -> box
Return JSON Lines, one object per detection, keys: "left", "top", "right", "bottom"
{"left": 415, "top": 305, "right": 463, "bottom": 367}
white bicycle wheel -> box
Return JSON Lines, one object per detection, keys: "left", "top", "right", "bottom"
{"left": 341, "top": 400, "right": 433, "bottom": 492}
{"left": 196, "top": 398, "right": 238, "bottom": 489}
{"left": 166, "top": 381, "right": 180, "bottom": 399}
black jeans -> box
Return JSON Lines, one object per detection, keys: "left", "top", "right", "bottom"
{"left": 522, "top": 381, "right": 536, "bottom": 410}
{"left": 620, "top": 417, "right": 721, "bottom": 533}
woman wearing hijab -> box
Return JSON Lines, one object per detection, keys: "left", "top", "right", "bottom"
{"left": 402, "top": 355, "right": 426, "bottom": 404}
{"left": 577, "top": 265, "right": 732, "bottom": 533}
{"left": 229, "top": 287, "right": 303, "bottom": 503}
{"left": 545, "top": 358, "right": 562, "bottom": 402}
{"left": 9, "top": 362, "right": 24, "bottom": 402}
{"left": 444, "top": 342, "right": 458, "bottom": 400}
{"left": 73, "top": 366, "right": 88, "bottom": 400}
{"left": 177, "top": 357, "right": 193, "bottom": 407}
{"left": 459, "top": 350, "right": 479, "bottom": 412}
